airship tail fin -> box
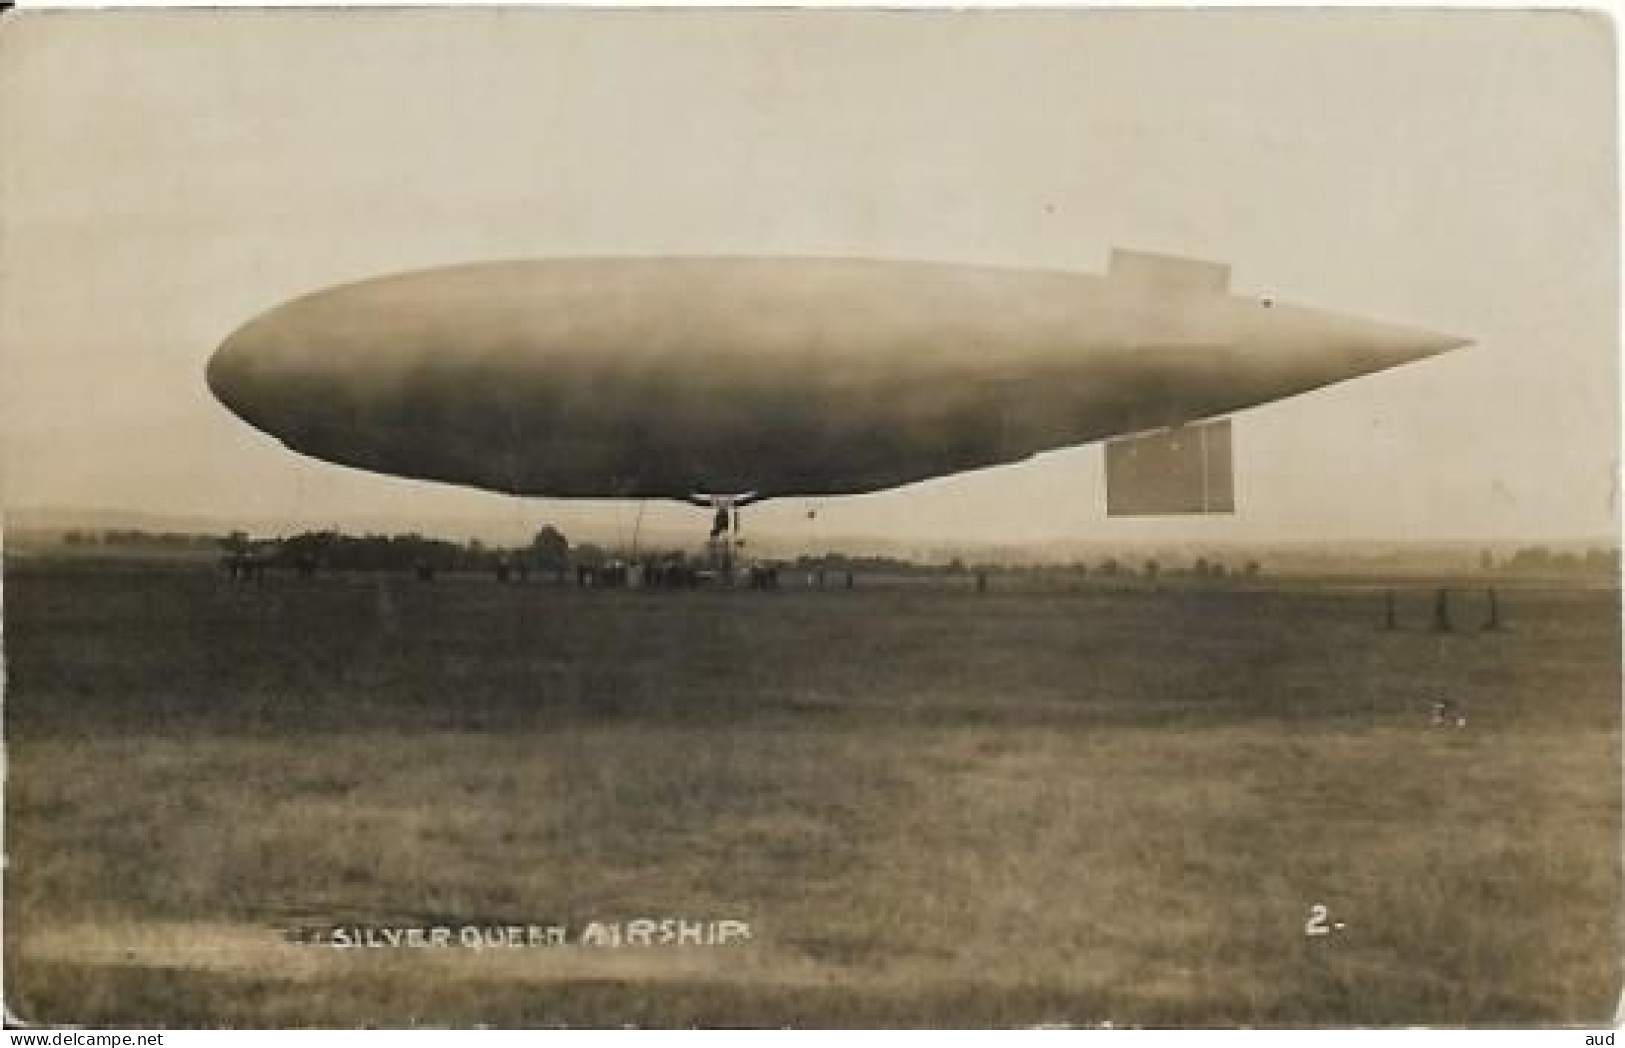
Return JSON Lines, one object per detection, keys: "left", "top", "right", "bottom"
{"left": 1108, "top": 248, "right": 1231, "bottom": 295}
{"left": 1105, "top": 418, "right": 1235, "bottom": 515}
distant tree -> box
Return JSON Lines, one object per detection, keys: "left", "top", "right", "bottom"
{"left": 1143, "top": 559, "right": 1160, "bottom": 580}
{"left": 531, "top": 525, "right": 570, "bottom": 571}
{"left": 1480, "top": 548, "right": 1496, "bottom": 573}
{"left": 1099, "top": 557, "right": 1120, "bottom": 577}
{"left": 1244, "top": 560, "right": 1261, "bottom": 578}
{"left": 1509, "top": 546, "right": 1551, "bottom": 572}
{"left": 1193, "top": 557, "right": 1210, "bottom": 577}
{"left": 275, "top": 530, "right": 467, "bottom": 573}
{"left": 222, "top": 530, "right": 250, "bottom": 555}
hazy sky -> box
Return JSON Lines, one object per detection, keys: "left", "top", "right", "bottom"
{"left": 1, "top": 8, "right": 1616, "bottom": 548}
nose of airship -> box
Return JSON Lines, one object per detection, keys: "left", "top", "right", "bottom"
{"left": 206, "top": 326, "right": 264, "bottom": 425}
{"left": 207, "top": 311, "right": 306, "bottom": 435}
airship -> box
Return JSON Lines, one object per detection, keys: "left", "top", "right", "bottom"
{"left": 207, "top": 249, "right": 1467, "bottom": 530}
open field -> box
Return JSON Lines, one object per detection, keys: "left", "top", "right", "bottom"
{"left": 3, "top": 557, "right": 1620, "bottom": 1026}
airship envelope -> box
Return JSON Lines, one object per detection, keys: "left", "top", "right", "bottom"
{"left": 207, "top": 249, "right": 1467, "bottom": 512}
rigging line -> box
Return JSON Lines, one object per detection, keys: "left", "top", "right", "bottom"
{"left": 630, "top": 499, "right": 648, "bottom": 559}
{"left": 282, "top": 460, "right": 306, "bottom": 541}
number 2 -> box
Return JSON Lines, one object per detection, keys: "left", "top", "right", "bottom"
{"left": 1305, "top": 904, "right": 1329, "bottom": 936}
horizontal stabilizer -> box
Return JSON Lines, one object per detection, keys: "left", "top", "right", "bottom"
{"left": 1108, "top": 248, "right": 1231, "bottom": 294}
{"left": 1106, "top": 419, "right": 1234, "bottom": 516}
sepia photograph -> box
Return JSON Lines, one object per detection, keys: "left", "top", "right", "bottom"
{"left": 0, "top": 5, "right": 1619, "bottom": 1028}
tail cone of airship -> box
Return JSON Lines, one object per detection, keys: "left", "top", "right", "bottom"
{"left": 1354, "top": 320, "right": 1472, "bottom": 370}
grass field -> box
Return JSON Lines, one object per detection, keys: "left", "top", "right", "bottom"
{"left": 3, "top": 558, "right": 1619, "bottom": 1026}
